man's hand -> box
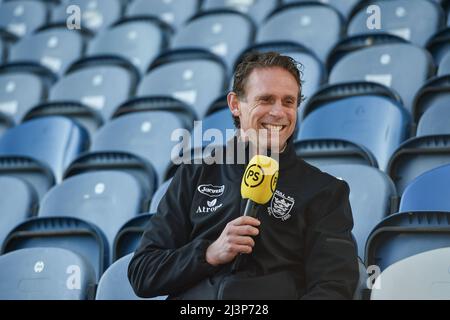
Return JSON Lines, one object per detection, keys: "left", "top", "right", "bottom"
{"left": 206, "top": 216, "right": 260, "bottom": 266}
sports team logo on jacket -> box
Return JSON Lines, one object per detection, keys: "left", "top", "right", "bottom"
{"left": 268, "top": 190, "right": 295, "bottom": 221}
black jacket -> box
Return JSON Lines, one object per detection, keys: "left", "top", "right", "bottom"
{"left": 128, "top": 138, "right": 359, "bottom": 299}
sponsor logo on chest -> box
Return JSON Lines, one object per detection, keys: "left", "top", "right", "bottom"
{"left": 196, "top": 184, "right": 225, "bottom": 214}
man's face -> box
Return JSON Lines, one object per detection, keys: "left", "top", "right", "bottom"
{"left": 228, "top": 67, "right": 299, "bottom": 151}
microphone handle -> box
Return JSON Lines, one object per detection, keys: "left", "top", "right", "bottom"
{"left": 231, "top": 200, "right": 259, "bottom": 273}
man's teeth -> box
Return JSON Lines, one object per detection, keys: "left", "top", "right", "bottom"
{"left": 263, "top": 124, "right": 284, "bottom": 131}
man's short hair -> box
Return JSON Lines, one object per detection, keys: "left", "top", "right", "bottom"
{"left": 232, "top": 51, "right": 304, "bottom": 128}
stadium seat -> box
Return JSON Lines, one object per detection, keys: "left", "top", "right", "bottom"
{"left": 0, "top": 116, "right": 89, "bottom": 183}
{"left": 86, "top": 17, "right": 171, "bottom": 75}
{"left": 138, "top": 50, "right": 227, "bottom": 119}
{"left": 371, "top": 247, "right": 450, "bottom": 300}
{"left": 320, "top": 164, "right": 397, "bottom": 258}
{"left": 0, "top": 0, "right": 48, "bottom": 37}
{"left": 38, "top": 171, "right": 146, "bottom": 263}
{"left": 51, "top": 0, "right": 122, "bottom": 33}
{"left": 282, "top": 0, "right": 360, "bottom": 19}
{"left": 0, "top": 112, "right": 12, "bottom": 136}
{"left": 365, "top": 211, "right": 450, "bottom": 272}
{"left": 201, "top": 0, "right": 278, "bottom": 25}
{"left": 90, "top": 105, "right": 190, "bottom": 185}
{"left": 0, "top": 67, "right": 49, "bottom": 124}
{"left": 414, "top": 75, "right": 450, "bottom": 136}
{"left": 439, "top": 51, "right": 450, "bottom": 75}
{"left": 0, "top": 176, "right": 37, "bottom": 247}
{"left": 46, "top": 56, "right": 139, "bottom": 122}
{"left": 113, "top": 214, "right": 152, "bottom": 261}
{"left": 329, "top": 36, "right": 435, "bottom": 114}
{"left": 0, "top": 247, "right": 96, "bottom": 300}
{"left": 63, "top": 151, "right": 157, "bottom": 205}
{"left": 238, "top": 42, "right": 325, "bottom": 102}
{"left": 148, "top": 179, "right": 172, "bottom": 214}
{"left": 426, "top": 27, "right": 450, "bottom": 68}
{"left": 387, "top": 135, "right": 450, "bottom": 195}
{"left": 297, "top": 82, "right": 411, "bottom": 170}
{"left": 171, "top": 10, "right": 254, "bottom": 73}
{"left": 0, "top": 29, "right": 17, "bottom": 63}
{"left": 257, "top": 2, "right": 343, "bottom": 62}
{"left": 125, "top": 0, "right": 198, "bottom": 31}
{"left": 399, "top": 163, "right": 450, "bottom": 212}
{"left": 8, "top": 24, "right": 88, "bottom": 76}
{"left": 96, "top": 253, "right": 166, "bottom": 300}
{"left": 294, "top": 139, "right": 378, "bottom": 168}
{"left": 348, "top": 0, "right": 445, "bottom": 47}
{"left": 2, "top": 216, "right": 108, "bottom": 280}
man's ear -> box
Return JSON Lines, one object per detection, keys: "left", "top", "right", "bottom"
{"left": 227, "top": 92, "right": 240, "bottom": 117}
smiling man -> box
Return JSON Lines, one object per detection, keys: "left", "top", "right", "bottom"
{"left": 128, "top": 52, "right": 359, "bottom": 300}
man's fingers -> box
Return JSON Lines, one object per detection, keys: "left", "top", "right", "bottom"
{"left": 232, "top": 216, "right": 261, "bottom": 227}
{"left": 233, "top": 244, "right": 253, "bottom": 255}
{"left": 231, "top": 225, "right": 259, "bottom": 236}
{"left": 232, "top": 236, "right": 255, "bottom": 247}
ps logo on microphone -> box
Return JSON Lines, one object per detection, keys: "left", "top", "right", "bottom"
{"left": 244, "top": 164, "right": 265, "bottom": 188}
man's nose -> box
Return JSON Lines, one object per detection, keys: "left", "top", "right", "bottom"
{"left": 269, "top": 101, "right": 284, "bottom": 117}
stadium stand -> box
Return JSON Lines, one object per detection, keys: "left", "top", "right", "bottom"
{"left": 0, "top": 247, "right": 96, "bottom": 300}
{"left": 0, "top": 0, "right": 49, "bottom": 37}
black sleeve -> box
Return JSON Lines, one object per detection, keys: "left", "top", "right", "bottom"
{"left": 128, "top": 164, "right": 219, "bottom": 298}
{"left": 301, "top": 179, "right": 359, "bottom": 300}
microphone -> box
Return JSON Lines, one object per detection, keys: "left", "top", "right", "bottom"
{"left": 231, "top": 155, "right": 279, "bottom": 273}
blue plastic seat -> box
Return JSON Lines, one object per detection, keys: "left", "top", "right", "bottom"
{"left": 282, "top": 0, "right": 360, "bottom": 19}
{"left": 51, "top": 0, "right": 122, "bottom": 33}
{"left": 329, "top": 39, "right": 434, "bottom": 114}
{"left": 387, "top": 135, "right": 450, "bottom": 195}
{"left": 138, "top": 50, "right": 227, "bottom": 119}
{"left": 125, "top": 0, "right": 198, "bottom": 31}
{"left": 48, "top": 56, "right": 139, "bottom": 122}
{"left": 297, "top": 82, "right": 411, "bottom": 171}
{"left": 0, "top": 0, "right": 48, "bottom": 37}
{"left": 96, "top": 253, "right": 166, "bottom": 300}
{"left": 256, "top": 2, "right": 343, "bottom": 62}
{"left": 0, "top": 116, "right": 89, "bottom": 183}
{"left": 8, "top": 25, "right": 87, "bottom": 76}
{"left": 439, "top": 50, "right": 450, "bottom": 75}
{"left": 91, "top": 109, "right": 189, "bottom": 185}
{"left": 87, "top": 17, "right": 170, "bottom": 75}
{"left": 171, "top": 10, "right": 254, "bottom": 73}
{"left": 113, "top": 214, "right": 152, "bottom": 261}
{"left": 202, "top": 0, "right": 277, "bottom": 25}
{"left": 38, "top": 171, "right": 146, "bottom": 263}
{"left": 2, "top": 216, "right": 108, "bottom": 280}
{"left": 348, "top": 0, "right": 445, "bottom": 47}
{"left": 365, "top": 211, "right": 450, "bottom": 272}
{"left": 320, "top": 164, "right": 397, "bottom": 258}
{"left": 148, "top": 179, "right": 172, "bottom": 214}
{"left": 0, "top": 247, "right": 96, "bottom": 300}
{"left": 426, "top": 27, "right": 450, "bottom": 68}
{"left": 414, "top": 76, "right": 450, "bottom": 136}
{"left": 0, "top": 176, "right": 37, "bottom": 246}
{"left": 399, "top": 163, "right": 450, "bottom": 212}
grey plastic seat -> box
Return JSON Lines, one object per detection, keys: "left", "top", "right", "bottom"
{"left": 0, "top": 176, "right": 37, "bottom": 247}
{"left": 8, "top": 25, "right": 87, "bottom": 76}
{"left": 371, "top": 247, "right": 450, "bottom": 300}
{"left": 348, "top": 0, "right": 445, "bottom": 47}
{"left": 113, "top": 214, "right": 153, "bottom": 261}
{"left": 202, "top": 0, "right": 278, "bottom": 25}
{"left": 0, "top": 247, "right": 96, "bottom": 300}
{"left": 0, "top": 116, "right": 89, "bottom": 183}
{"left": 387, "top": 135, "right": 450, "bottom": 195}
{"left": 51, "top": 0, "right": 122, "bottom": 33}
{"left": 257, "top": 2, "right": 343, "bottom": 62}
{"left": 138, "top": 50, "right": 227, "bottom": 119}
{"left": 91, "top": 110, "right": 189, "bottom": 185}
{"left": 148, "top": 179, "right": 172, "bottom": 214}
{"left": 320, "top": 164, "right": 396, "bottom": 258}
{"left": 171, "top": 10, "right": 254, "bottom": 73}
{"left": 439, "top": 51, "right": 450, "bottom": 76}
{"left": 38, "top": 171, "right": 146, "bottom": 263}
{"left": 125, "top": 0, "right": 198, "bottom": 31}
{"left": 2, "top": 216, "right": 108, "bottom": 280}
{"left": 329, "top": 41, "right": 434, "bottom": 114}
{"left": 96, "top": 253, "right": 166, "bottom": 300}
{"left": 87, "top": 17, "right": 170, "bottom": 75}
{"left": 0, "top": 0, "right": 48, "bottom": 37}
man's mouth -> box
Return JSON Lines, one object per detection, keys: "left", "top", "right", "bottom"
{"left": 261, "top": 123, "right": 287, "bottom": 132}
